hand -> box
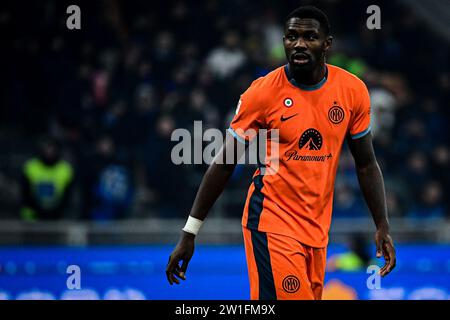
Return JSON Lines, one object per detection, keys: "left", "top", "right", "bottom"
{"left": 374, "top": 228, "right": 396, "bottom": 277}
{"left": 166, "top": 231, "right": 195, "bottom": 285}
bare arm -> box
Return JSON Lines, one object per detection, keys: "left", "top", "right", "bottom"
{"left": 188, "top": 134, "right": 243, "bottom": 221}
{"left": 166, "top": 132, "right": 246, "bottom": 284}
{"left": 347, "top": 132, "right": 396, "bottom": 277}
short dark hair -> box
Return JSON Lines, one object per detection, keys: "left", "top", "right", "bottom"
{"left": 285, "top": 5, "right": 331, "bottom": 36}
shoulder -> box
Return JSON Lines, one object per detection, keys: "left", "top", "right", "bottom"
{"left": 24, "top": 158, "right": 39, "bottom": 172}
{"left": 57, "top": 160, "right": 74, "bottom": 173}
{"left": 328, "top": 64, "right": 369, "bottom": 93}
{"left": 245, "top": 66, "right": 286, "bottom": 96}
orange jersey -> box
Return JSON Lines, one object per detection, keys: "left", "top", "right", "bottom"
{"left": 228, "top": 64, "right": 371, "bottom": 248}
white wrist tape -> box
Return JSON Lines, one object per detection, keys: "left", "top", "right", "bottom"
{"left": 182, "top": 216, "right": 203, "bottom": 235}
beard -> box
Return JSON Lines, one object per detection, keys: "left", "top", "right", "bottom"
{"left": 289, "top": 57, "right": 317, "bottom": 75}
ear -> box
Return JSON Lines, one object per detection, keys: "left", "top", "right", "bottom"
{"left": 323, "top": 35, "right": 333, "bottom": 54}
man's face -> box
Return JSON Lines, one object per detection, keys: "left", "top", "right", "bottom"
{"left": 283, "top": 17, "right": 332, "bottom": 72}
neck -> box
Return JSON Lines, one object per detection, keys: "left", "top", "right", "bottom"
{"left": 288, "top": 62, "right": 327, "bottom": 86}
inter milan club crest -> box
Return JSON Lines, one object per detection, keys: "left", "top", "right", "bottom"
{"left": 282, "top": 275, "right": 300, "bottom": 293}
{"left": 284, "top": 98, "right": 294, "bottom": 108}
{"left": 328, "top": 101, "right": 344, "bottom": 124}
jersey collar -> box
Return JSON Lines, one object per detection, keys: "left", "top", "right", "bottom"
{"left": 284, "top": 64, "right": 328, "bottom": 91}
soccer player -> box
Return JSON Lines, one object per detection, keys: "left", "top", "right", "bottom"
{"left": 166, "top": 5, "right": 396, "bottom": 300}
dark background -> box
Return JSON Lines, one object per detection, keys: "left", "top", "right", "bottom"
{"left": 0, "top": 0, "right": 449, "bottom": 301}
{"left": 0, "top": 0, "right": 448, "bottom": 233}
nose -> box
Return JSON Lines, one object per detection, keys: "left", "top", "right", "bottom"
{"left": 294, "top": 37, "right": 307, "bottom": 50}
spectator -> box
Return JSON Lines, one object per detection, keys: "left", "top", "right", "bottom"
{"left": 332, "top": 183, "right": 366, "bottom": 218}
{"left": 146, "top": 115, "right": 192, "bottom": 218}
{"left": 327, "top": 233, "right": 372, "bottom": 272}
{"left": 369, "top": 87, "right": 397, "bottom": 139}
{"left": 0, "top": 1, "right": 447, "bottom": 222}
{"left": 404, "top": 151, "right": 429, "bottom": 196}
{"left": 409, "top": 181, "right": 445, "bottom": 219}
{"left": 80, "top": 135, "right": 133, "bottom": 221}
{"left": 20, "top": 136, "right": 74, "bottom": 220}
{"left": 206, "top": 31, "right": 247, "bottom": 80}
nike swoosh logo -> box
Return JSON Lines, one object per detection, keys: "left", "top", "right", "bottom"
{"left": 280, "top": 113, "right": 298, "bottom": 122}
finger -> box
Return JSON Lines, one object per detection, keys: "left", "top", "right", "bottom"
{"left": 380, "top": 265, "right": 391, "bottom": 277}
{"left": 166, "top": 256, "right": 174, "bottom": 270}
{"left": 375, "top": 240, "right": 382, "bottom": 258}
{"left": 166, "top": 265, "right": 173, "bottom": 285}
{"left": 166, "top": 255, "right": 180, "bottom": 284}
{"left": 374, "top": 236, "right": 382, "bottom": 258}
{"left": 167, "top": 272, "right": 180, "bottom": 285}
{"left": 166, "top": 270, "right": 173, "bottom": 285}
{"left": 381, "top": 244, "right": 396, "bottom": 276}
{"left": 379, "top": 251, "right": 393, "bottom": 276}
{"left": 380, "top": 263, "right": 389, "bottom": 276}
{"left": 171, "top": 273, "right": 180, "bottom": 284}
{"left": 179, "top": 260, "right": 189, "bottom": 279}
{"left": 379, "top": 249, "right": 390, "bottom": 275}
{"left": 166, "top": 270, "right": 175, "bottom": 285}
{"left": 379, "top": 256, "right": 389, "bottom": 275}
{"left": 166, "top": 256, "right": 187, "bottom": 284}
{"left": 173, "top": 266, "right": 186, "bottom": 281}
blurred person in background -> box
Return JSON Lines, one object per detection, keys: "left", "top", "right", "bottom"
{"left": 327, "top": 233, "right": 372, "bottom": 272}
{"left": 403, "top": 150, "right": 429, "bottom": 197}
{"left": 369, "top": 87, "right": 397, "bottom": 139}
{"left": 430, "top": 145, "right": 449, "bottom": 187}
{"left": 206, "top": 30, "right": 247, "bottom": 80}
{"left": 332, "top": 183, "right": 365, "bottom": 218}
{"left": 20, "top": 136, "right": 74, "bottom": 220}
{"left": 80, "top": 135, "right": 133, "bottom": 221}
{"left": 409, "top": 180, "right": 445, "bottom": 219}
{"left": 146, "top": 115, "right": 192, "bottom": 218}
{"left": 0, "top": 1, "right": 445, "bottom": 234}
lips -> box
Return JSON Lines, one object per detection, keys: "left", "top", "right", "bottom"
{"left": 292, "top": 52, "right": 310, "bottom": 64}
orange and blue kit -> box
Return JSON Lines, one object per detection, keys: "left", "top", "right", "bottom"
{"left": 228, "top": 64, "right": 371, "bottom": 299}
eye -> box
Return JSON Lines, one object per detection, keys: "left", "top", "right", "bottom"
{"left": 286, "top": 34, "right": 297, "bottom": 41}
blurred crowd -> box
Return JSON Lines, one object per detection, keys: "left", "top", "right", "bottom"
{"left": 0, "top": 0, "right": 448, "bottom": 221}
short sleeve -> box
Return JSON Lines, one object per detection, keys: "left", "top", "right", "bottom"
{"left": 349, "top": 82, "right": 371, "bottom": 139}
{"left": 228, "top": 81, "right": 265, "bottom": 144}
